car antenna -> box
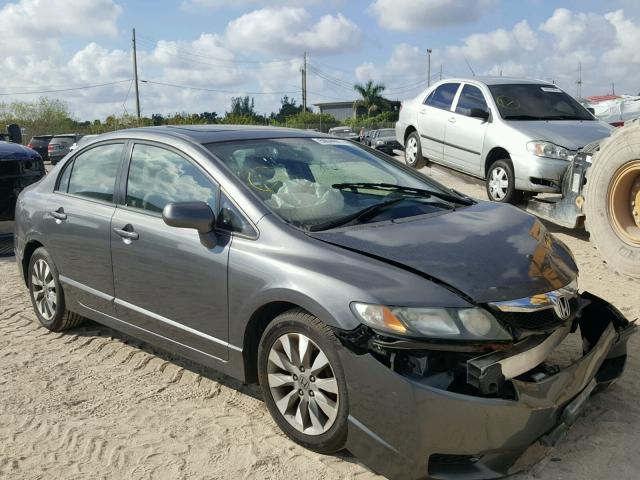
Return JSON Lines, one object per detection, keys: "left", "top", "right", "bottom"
{"left": 465, "top": 58, "right": 476, "bottom": 76}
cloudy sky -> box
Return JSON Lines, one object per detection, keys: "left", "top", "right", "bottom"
{"left": 1, "top": 0, "right": 639, "bottom": 120}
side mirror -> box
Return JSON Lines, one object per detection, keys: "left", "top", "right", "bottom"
{"left": 469, "top": 108, "right": 490, "bottom": 120}
{"left": 162, "top": 201, "right": 215, "bottom": 234}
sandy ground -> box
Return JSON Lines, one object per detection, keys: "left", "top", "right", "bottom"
{"left": 1, "top": 161, "right": 639, "bottom": 479}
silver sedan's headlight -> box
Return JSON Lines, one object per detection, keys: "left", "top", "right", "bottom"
{"left": 526, "top": 141, "right": 574, "bottom": 161}
{"left": 350, "top": 302, "right": 512, "bottom": 341}
{"left": 375, "top": 140, "right": 384, "bottom": 146}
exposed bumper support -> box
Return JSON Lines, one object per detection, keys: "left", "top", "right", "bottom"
{"left": 467, "top": 323, "right": 571, "bottom": 394}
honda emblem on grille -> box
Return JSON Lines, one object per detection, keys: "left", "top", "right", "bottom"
{"left": 553, "top": 296, "right": 572, "bottom": 320}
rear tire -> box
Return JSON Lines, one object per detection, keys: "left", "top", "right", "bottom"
{"left": 258, "top": 309, "right": 348, "bottom": 454}
{"left": 28, "top": 247, "right": 84, "bottom": 331}
{"left": 485, "top": 159, "right": 523, "bottom": 204}
{"left": 584, "top": 124, "right": 640, "bottom": 279}
{"left": 404, "top": 131, "right": 426, "bottom": 169}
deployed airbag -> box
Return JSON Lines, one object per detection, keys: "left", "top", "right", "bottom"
{"left": 266, "top": 179, "right": 344, "bottom": 222}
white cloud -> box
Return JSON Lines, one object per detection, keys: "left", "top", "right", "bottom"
{"left": 603, "top": 9, "right": 640, "bottom": 64}
{"left": 540, "top": 8, "right": 615, "bottom": 52}
{"left": 225, "top": 7, "right": 361, "bottom": 55}
{"left": 447, "top": 20, "right": 538, "bottom": 63}
{"left": 369, "top": 0, "right": 495, "bottom": 32}
{"left": 0, "top": 0, "right": 121, "bottom": 54}
{"left": 182, "top": 0, "right": 322, "bottom": 9}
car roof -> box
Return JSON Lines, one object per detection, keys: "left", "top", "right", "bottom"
{"left": 51, "top": 133, "right": 80, "bottom": 138}
{"left": 94, "top": 125, "right": 334, "bottom": 144}
{"left": 436, "top": 76, "right": 555, "bottom": 87}
{"left": 0, "top": 141, "right": 41, "bottom": 160}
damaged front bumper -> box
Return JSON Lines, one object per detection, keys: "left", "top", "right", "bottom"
{"left": 338, "top": 292, "right": 635, "bottom": 480}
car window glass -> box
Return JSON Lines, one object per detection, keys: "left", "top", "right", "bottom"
{"left": 217, "top": 193, "right": 256, "bottom": 236}
{"left": 67, "top": 144, "right": 122, "bottom": 202}
{"left": 126, "top": 144, "right": 217, "bottom": 214}
{"left": 488, "top": 84, "right": 593, "bottom": 120}
{"left": 425, "top": 83, "right": 460, "bottom": 110}
{"left": 56, "top": 159, "right": 74, "bottom": 192}
{"left": 455, "top": 85, "right": 488, "bottom": 115}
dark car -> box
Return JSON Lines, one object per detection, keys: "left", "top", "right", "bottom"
{"left": 48, "top": 134, "right": 83, "bottom": 165}
{"left": 371, "top": 128, "right": 403, "bottom": 154}
{"left": 1, "top": 141, "right": 45, "bottom": 220}
{"left": 13, "top": 126, "right": 634, "bottom": 480}
{"left": 27, "top": 135, "right": 53, "bottom": 162}
{"left": 327, "top": 126, "right": 359, "bottom": 141}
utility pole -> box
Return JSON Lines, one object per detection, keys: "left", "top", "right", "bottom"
{"left": 612, "top": 82, "right": 615, "bottom": 95}
{"left": 427, "top": 49, "right": 432, "bottom": 86}
{"left": 132, "top": 28, "right": 141, "bottom": 120}
{"left": 576, "top": 61, "right": 583, "bottom": 99}
{"left": 301, "top": 52, "right": 307, "bottom": 112}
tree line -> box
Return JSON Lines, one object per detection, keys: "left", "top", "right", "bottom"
{"left": 1, "top": 80, "right": 398, "bottom": 141}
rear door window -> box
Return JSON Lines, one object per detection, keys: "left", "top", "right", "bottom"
{"left": 125, "top": 143, "right": 218, "bottom": 214}
{"left": 455, "top": 85, "right": 488, "bottom": 116}
{"left": 66, "top": 144, "right": 123, "bottom": 202}
{"left": 425, "top": 83, "right": 460, "bottom": 110}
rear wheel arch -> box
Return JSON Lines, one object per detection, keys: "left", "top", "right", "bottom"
{"left": 403, "top": 125, "right": 417, "bottom": 144}
{"left": 22, "top": 240, "right": 44, "bottom": 285}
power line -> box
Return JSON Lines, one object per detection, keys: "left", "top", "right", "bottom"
{"left": 0, "top": 79, "right": 131, "bottom": 96}
{"left": 140, "top": 79, "right": 298, "bottom": 95}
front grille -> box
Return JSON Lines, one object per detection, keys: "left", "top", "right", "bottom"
{"left": 493, "top": 299, "right": 578, "bottom": 333}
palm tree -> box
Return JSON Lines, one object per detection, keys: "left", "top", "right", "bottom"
{"left": 353, "top": 80, "right": 386, "bottom": 117}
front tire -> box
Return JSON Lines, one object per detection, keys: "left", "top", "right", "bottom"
{"left": 404, "top": 131, "right": 426, "bottom": 169}
{"left": 258, "top": 309, "right": 348, "bottom": 454}
{"left": 486, "top": 159, "right": 523, "bottom": 204}
{"left": 28, "top": 247, "right": 84, "bottom": 331}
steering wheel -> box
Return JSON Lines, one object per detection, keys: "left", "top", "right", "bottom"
{"left": 496, "top": 95, "right": 520, "bottom": 110}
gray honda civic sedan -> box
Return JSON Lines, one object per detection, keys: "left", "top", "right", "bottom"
{"left": 14, "top": 126, "right": 634, "bottom": 479}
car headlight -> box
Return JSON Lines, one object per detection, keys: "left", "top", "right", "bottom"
{"left": 350, "top": 303, "right": 512, "bottom": 341}
{"left": 375, "top": 140, "right": 384, "bottom": 145}
{"left": 526, "top": 141, "right": 574, "bottom": 161}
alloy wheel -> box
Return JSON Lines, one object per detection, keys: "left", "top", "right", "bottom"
{"left": 266, "top": 332, "right": 339, "bottom": 435}
{"left": 31, "top": 258, "right": 57, "bottom": 321}
{"left": 488, "top": 166, "right": 509, "bottom": 201}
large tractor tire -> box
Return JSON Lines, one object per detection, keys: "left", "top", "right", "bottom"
{"left": 584, "top": 123, "right": 640, "bottom": 279}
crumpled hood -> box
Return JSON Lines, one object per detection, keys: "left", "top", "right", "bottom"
{"left": 308, "top": 202, "right": 578, "bottom": 304}
{"left": 510, "top": 120, "right": 612, "bottom": 150}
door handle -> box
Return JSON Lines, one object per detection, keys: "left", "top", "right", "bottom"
{"left": 113, "top": 225, "right": 139, "bottom": 241}
{"left": 420, "top": 108, "right": 427, "bottom": 114}
{"left": 448, "top": 117, "right": 456, "bottom": 123}
{"left": 50, "top": 208, "right": 67, "bottom": 221}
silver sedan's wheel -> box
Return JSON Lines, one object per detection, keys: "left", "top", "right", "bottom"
{"left": 405, "top": 137, "right": 418, "bottom": 164}
{"left": 404, "top": 131, "right": 425, "bottom": 168}
{"left": 267, "top": 332, "right": 339, "bottom": 435}
{"left": 488, "top": 166, "right": 509, "bottom": 201}
{"left": 485, "top": 159, "right": 523, "bottom": 204}
{"left": 31, "top": 258, "right": 57, "bottom": 321}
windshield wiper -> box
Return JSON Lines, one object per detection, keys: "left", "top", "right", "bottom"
{"left": 504, "top": 114, "right": 586, "bottom": 121}
{"left": 332, "top": 182, "right": 474, "bottom": 206}
{"left": 309, "top": 197, "right": 407, "bottom": 231}
{"left": 503, "top": 115, "right": 547, "bottom": 120}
